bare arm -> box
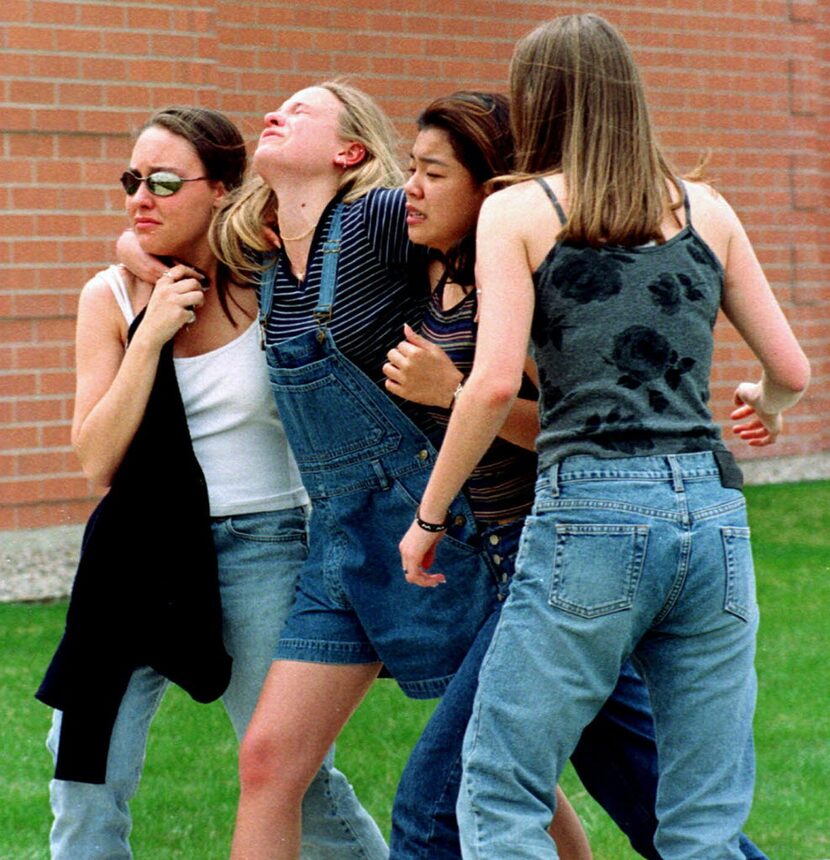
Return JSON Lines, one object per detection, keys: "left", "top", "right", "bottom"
{"left": 72, "top": 265, "right": 206, "bottom": 487}
{"left": 714, "top": 195, "right": 810, "bottom": 445}
{"left": 399, "top": 189, "right": 534, "bottom": 585}
{"left": 497, "top": 355, "right": 541, "bottom": 450}
{"left": 116, "top": 229, "right": 168, "bottom": 283}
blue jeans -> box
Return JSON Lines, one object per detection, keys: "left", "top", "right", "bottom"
{"left": 391, "top": 512, "right": 765, "bottom": 859}
{"left": 47, "top": 507, "right": 387, "bottom": 860}
{"left": 457, "top": 454, "right": 759, "bottom": 859}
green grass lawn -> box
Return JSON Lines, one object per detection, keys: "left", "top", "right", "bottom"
{"left": 1, "top": 481, "right": 828, "bottom": 859}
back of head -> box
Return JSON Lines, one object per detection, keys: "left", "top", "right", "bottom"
{"left": 320, "top": 80, "right": 405, "bottom": 200}
{"left": 142, "top": 107, "right": 247, "bottom": 192}
{"left": 510, "top": 14, "right": 675, "bottom": 246}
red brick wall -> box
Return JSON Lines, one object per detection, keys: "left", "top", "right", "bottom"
{"left": 1, "top": 0, "right": 827, "bottom": 529}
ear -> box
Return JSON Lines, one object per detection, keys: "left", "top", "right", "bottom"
{"left": 211, "top": 181, "right": 228, "bottom": 208}
{"left": 335, "top": 141, "right": 366, "bottom": 169}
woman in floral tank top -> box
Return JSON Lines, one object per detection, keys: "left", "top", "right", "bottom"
{"left": 400, "top": 14, "right": 809, "bottom": 860}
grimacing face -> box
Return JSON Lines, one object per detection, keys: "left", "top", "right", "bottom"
{"left": 404, "top": 127, "right": 485, "bottom": 255}
{"left": 254, "top": 86, "right": 350, "bottom": 182}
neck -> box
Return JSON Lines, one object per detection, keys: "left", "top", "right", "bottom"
{"left": 275, "top": 181, "right": 339, "bottom": 240}
{"left": 170, "top": 247, "right": 218, "bottom": 282}
{"left": 271, "top": 178, "right": 340, "bottom": 278}
{"left": 427, "top": 256, "right": 447, "bottom": 292}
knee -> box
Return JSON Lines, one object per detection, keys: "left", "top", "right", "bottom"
{"left": 237, "top": 727, "right": 315, "bottom": 800}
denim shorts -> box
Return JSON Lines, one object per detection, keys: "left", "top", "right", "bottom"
{"left": 274, "top": 464, "right": 500, "bottom": 699}
{"left": 267, "top": 326, "right": 499, "bottom": 700}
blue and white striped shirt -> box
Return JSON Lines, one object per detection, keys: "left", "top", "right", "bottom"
{"left": 262, "top": 187, "right": 428, "bottom": 394}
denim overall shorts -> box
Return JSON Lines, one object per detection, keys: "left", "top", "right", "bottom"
{"left": 258, "top": 204, "right": 498, "bottom": 698}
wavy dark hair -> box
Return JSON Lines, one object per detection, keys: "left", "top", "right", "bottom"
{"left": 416, "top": 91, "right": 512, "bottom": 286}
{"left": 138, "top": 107, "right": 248, "bottom": 322}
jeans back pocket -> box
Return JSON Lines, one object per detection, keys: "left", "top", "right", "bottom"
{"left": 549, "top": 524, "right": 649, "bottom": 618}
{"left": 721, "top": 526, "right": 756, "bottom": 622}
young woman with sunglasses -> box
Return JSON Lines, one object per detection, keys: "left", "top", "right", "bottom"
{"left": 38, "top": 106, "right": 386, "bottom": 860}
{"left": 400, "top": 15, "right": 809, "bottom": 858}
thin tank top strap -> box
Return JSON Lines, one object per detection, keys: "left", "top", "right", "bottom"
{"left": 677, "top": 178, "right": 691, "bottom": 226}
{"left": 101, "top": 265, "right": 136, "bottom": 325}
{"left": 534, "top": 177, "right": 567, "bottom": 227}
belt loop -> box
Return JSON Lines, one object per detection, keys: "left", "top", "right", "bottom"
{"left": 371, "top": 459, "right": 390, "bottom": 491}
{"left": 548, "top": 461, "right": 561, "bottom": 498}
{"left": 668, "top": 455, "right": 684, "bottom": 493}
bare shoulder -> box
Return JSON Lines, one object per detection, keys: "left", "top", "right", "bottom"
{"left": 78, "top": 267, "right": 119, "bottom": 315}
{"left": 683, "top": 180, "right": 743, "bottom": 262}
{"left": 485, "top": 179, "right": 535, "bottom": 211}
{"left": 483, "top": 177, "right": 560, "bottom": 228}
{"left": 684, "top": 180, "right": 740, "bottom": 230}
{"left": 77, "top": 266, "right": 142, "bottom": 343}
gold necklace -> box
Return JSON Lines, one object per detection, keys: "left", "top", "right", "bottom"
{"left": 279, "top": 221, "right": 315, "bottom": 243}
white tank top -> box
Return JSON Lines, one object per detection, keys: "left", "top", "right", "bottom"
{"left": 102, "top": 265, "right": 308, "bottom": 516}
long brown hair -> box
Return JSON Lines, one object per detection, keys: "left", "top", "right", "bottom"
{"left": 212, "top": 81, "right": 403, "bottom": 283}
{"left": 510, "top": 14, "right": 682, "bottom": 247}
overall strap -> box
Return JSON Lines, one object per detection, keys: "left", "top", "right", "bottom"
{"left": 534, "top": 177, "right": 567, "bottom": 227}
{"left": 258, "top": 253, "right": 278, "bottom": 350}
{"left": 257, "top": 201, "right": 345, "bottom": 349}
{"left": 313, "top": 202, "right": 345, "bottom": 336}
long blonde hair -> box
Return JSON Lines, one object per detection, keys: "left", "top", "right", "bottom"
{"left": 510, "top": 14, "right": 683, "bottom": 247}
{"left": 211, "top": 80, "right": 403, "bottom": 282}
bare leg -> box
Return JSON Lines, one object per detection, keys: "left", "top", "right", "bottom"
{"left": 549, "top": 786, "right": 593, "bottom": 860}
{"left": 231, "top": 659, "right": 382, "bottom": 860}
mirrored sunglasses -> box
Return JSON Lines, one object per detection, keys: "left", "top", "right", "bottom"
{"left": 120, "top": 170, "right": 209, "bottom": 197}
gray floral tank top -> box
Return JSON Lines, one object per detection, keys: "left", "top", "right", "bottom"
{"left": 531, "top": 178, "right": 728, "bottom": 468}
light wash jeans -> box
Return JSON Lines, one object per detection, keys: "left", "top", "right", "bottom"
{"left": 47, "top": 506, "right": 387, "bottom": 860}
{"left": 458, "top": 453, "right": 758, "bottom": 860}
